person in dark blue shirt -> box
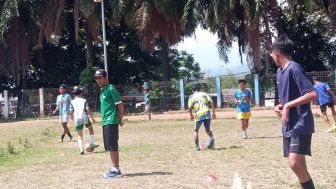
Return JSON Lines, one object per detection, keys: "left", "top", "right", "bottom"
{"left": 272, "top": 35, "right": 317, "bottom": 189}
{"left": 313, "top": 76, "right": 336, "bottom": 132}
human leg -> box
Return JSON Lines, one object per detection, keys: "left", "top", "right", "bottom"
{"left": 288, "top": 153, "right": 314, "bottom": 189}
{"left": 103, "top": 125, "right": 121, "bottom": 178}
{"left": 77, "top": 130, "right": 84, "bottom": 154}
{"left": 285, "top": 134, "right": 314, "bottom": 189}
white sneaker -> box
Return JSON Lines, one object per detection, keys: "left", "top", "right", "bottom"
{"left": 243, "top": 132, "right": 248, "bottom": 139}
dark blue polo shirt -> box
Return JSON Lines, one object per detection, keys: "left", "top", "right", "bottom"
{"left": 276, "top": 61, "right": 315, "bottom": 138}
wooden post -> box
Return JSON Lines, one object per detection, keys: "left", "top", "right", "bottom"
{"left": 3, "top": 90, "right": 8, "bottom": 119}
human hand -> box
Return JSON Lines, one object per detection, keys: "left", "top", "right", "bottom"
{"left": 280, "top": 104, "right": 289, "bottom": 125}
{"left": 190, "top": 115, "right": 194, "bottom": 121}
{"left": 212, "top": 112, "right": 216, "bottom": 119}
{"left": 274, "top": 104, "right": 283, "bottom": 117}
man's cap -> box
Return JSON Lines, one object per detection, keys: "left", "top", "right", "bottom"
{"left": 72, "top": 86, "right": 83, "bottom": 95}
{"left": 94, "top": 69, "right": 107, "bottom": 77}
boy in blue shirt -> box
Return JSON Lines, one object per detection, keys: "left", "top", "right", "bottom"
{"left": 313, "top": 76, "right": 336, "bottom": 132}
{"left": 272, "top": 35, "right": 317, "bottom": 189}
{"left": 53, "top": 84, "right": 73, "bottom": 143}
{"left": 234, "top": 80, "right": 252, "bottom": 139}
{"left": 143, "top": 89, "right": 152, "bottom": 120}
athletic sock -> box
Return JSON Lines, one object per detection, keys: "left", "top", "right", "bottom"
{"left": 112, "top": 166, "right": 120, "bottom": 172}
{"left": 301, "top": 179, "right": 315, "bottom": 189}
{"left": 78, "top": 138, "right": 83, "bottom": 152}
{"left": 89, "top": 135, "right": 94, "bottom": 145}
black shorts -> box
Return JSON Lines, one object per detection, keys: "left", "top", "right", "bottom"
{"left": 283, "top": 134, "right": 312, "bottom": 157}
{"left": 103, "top": 125, "right": 119, "bottom": 151}
{"left": 320, "top": 102, "right": 334, "bottom": 112}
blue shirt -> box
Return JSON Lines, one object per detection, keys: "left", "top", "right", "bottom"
{"left": 234, "top": 89, "right": 252, "bottom": 112}
{"left": 314, "top": 82, "right": 333, "bottom": 106}
{"left": 144, "top": 92, "right": 151, "bottom": 105}
{"left": 56, "top": 93, "right": 71, "bottom": 116}
{"left": 276, "top": 61, "right": 315, "bottom": 138}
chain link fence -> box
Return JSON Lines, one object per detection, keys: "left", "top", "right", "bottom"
{"left": 0, "top": 71, "right": 334, "bottom": 120}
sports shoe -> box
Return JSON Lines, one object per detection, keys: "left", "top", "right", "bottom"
{"left": 58, "top": 138, "right": 63, "bottom": 143}
{"left": 195, "top": 146, "right": 200, "bottom": 151}
{"left": 104, "top": 169, "right": 122, "bottom": 179}
{"left": 80, "top": 151, "right": 84, "bottom": 155}
{"left": 88, "top": 144, "right": 99, "bottom": 149}
{"left": 326, "top": 128, "right": 333, "bottom": 133}
{"left": 69, "top": 136, "right": 73, "bottom": 141}
{"left": 206, "top": 138, "right": 215, "bottom": 149}
{"left": 243, "top": 132, "right": 248, "bottom": 139}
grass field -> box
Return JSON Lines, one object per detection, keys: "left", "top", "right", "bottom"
{"left": 0, "top": 111, "right": 336, "bottom": 189}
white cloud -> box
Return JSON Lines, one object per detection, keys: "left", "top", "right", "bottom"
{"left": 176, "top": 27, "right": 250, "bottom": 76}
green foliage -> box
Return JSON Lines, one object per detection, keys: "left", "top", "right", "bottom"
{"left": 221, "top": 75, "right": 240, "bottom": 89}
{"left": 18, "top": 137, "right": 33, "bottom": 149}
{"left": 0, "top": 0, "right": 19, "bottom": 41}
{"left": 79, "top": 66, "right": 97, "bottom": 88}
{"left": 6, "top": 141, "right": 15, "bottom": 154}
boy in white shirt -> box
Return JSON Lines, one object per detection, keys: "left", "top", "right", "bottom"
{"left": 70, "top": 86, "right": 99, "bottom": 154}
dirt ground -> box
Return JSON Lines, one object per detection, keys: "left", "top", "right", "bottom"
{"left": 126, "top": 106, "right": 324, "bottom": 121}
{"left": 0, "top": 107, "right": 335, "bottom": 189}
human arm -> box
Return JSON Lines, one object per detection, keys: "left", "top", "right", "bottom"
{"left": 281, "top": 90, "right": 317, "bottom": 124}
{"left": 189, "top": 108, "right": 194, "bottom": 121}
{"left": 326, "top": 88, "right": 336, "bottom": 100}
{"left": 208, "top": 99, "right": 216, "bottom": 119}
{"left": 117, "top": 103, "right": 124, "bottom": 127}
{"left": 188, "top": 97, "right": 194, "bottom": 121}
{"left": 274, "top": 103, "right": 283, "bottom": 117}
{"left": 70, "top": 103, "right": 74, "bottom": 121}
{"left": 86, "top": 108, "right": 96, "bottom": 123}
{"left": 53, "top": 97, "right": 59, "bottom": 114}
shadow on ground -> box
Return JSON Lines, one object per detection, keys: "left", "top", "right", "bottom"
{"left": 123, "top": 171, "right": 173, "bottom": 177}
{"left": 214, "top": 145, "right": 244, "bottom": 151}
{"left": 248, "top": 136, "right": 282, "bottom": 140}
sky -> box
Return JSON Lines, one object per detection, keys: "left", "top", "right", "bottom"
{"left": 175, "top": 27, "right": 250, "bottom": 77}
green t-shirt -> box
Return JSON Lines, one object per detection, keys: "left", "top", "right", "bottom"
{"left": 100, "top": 84, "right": 122, "bottom": 127}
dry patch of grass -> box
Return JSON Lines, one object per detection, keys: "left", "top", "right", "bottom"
{"left": 0, "top": 114, "right": 335, "bottom": 188}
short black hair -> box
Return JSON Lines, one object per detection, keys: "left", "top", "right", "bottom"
{"left": 238, "top": 79, "right": 246, "bottom": 84}
{"left": 312, "top": 76, "right": 320, "bottom": 81}
{"left": 192, "top": 84, "right": 200, "bottom": 92}
{"left": 271, "top": 35, "right": 294, "bottom": 56}
{"left": 60, "top": 84, "right": 67, "bottom": 89}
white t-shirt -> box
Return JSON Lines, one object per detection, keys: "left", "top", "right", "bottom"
{"left": 71, "top": 97, "right": 90, "bottom": 126}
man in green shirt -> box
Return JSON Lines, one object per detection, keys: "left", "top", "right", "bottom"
{"left": 94, "top": 69, "right": 124, "bottom": 178}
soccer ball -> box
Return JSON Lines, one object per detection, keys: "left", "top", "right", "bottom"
{"left": 85, "top": 144, "right": 94, "bottom": 152}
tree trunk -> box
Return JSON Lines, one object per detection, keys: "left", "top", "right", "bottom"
{"left": 161, "top": 39, "right": 171, "bottom": 109}
{"left": 85, "top": 23, "right": 94, "bottom": 67}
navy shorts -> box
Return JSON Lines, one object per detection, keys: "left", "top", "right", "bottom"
{"left": 195, "top": 119, "right": 211, "bottom": 130}
{"left": 283, "top": 134, "right": 312, "bottom": 157}
{"left": 103, "top": 125, "right": 119, "bottom": 151}
{"left": 320, "top": 102, "right": 334, "bottom": 112}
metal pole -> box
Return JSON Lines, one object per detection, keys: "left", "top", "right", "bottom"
{"left": 179, "top": 79, "right": 185, "bottom": 110}
{"left": 101, "top": 0, "right": 108, "bottom": 77}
